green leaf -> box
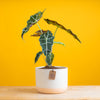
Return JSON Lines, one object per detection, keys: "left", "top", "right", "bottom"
{"left": 35, "top": 30, "right": 47, "bottom": 34}
{"left": 44, "top": 19, "right": 81, "bottom": 43}
{"left": 31, "top": 33, "right": 41, "bottom": 36}
{"left": 46, "top": 53, "right": 54, "bottom": 65}
{"left": 53, "top": 41, "right": 65, "bottom": 46}
{"left": 39, "top": 30, "right": 54, "bottom": 56}
{"left": 21, "top": 10, "right": 45, "bottom": 39}
{"left": 35, "top": 51, "right": 43, "bottom": 63}
{"left": 31, "top": 30, "right": 47, "bottom": 37}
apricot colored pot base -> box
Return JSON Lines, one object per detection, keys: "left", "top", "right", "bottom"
{"left": 36, "top": 88, "right": 67, "bottom": 94}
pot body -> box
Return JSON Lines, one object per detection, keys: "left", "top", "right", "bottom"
{"left": 35, "top": 66, "right": 68, "bottom": 93}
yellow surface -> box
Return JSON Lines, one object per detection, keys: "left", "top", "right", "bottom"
{"left": 0, "top": 0, "right": 100, "bottom": 86}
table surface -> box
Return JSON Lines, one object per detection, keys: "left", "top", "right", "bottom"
{"left": 0, "top": 86, "right": 100, "bottom": 100}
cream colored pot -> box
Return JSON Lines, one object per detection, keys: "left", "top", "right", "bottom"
{"left": 35, "top": 66, "right": 68, "bottom": 94}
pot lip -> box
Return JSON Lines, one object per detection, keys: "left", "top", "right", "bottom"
{"left": 35, "top": 66, "right": 68, "bottom": 70}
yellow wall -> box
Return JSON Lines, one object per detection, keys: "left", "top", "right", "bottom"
{"left": 0, "top": 0, "right": 100, "bottom": 86}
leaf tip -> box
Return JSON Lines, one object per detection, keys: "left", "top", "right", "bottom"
{"left": 79, "top": 41, "right": 82, "bottom": 43}
{"left": 43, "top": 8, "right": 46, "bottom": 13}
{"left": 44, "top": 18, "right": 47, "bottom": 21}
{"left": 77, "top": 39, "right": 82, "bottom": 43}
{"left": 44, "top": 18, "right": 50, "bottom": 24}
{"left": 21, "top": 34, "right": 24, "bottom": 40}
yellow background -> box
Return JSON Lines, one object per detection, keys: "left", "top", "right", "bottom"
{"left": 0, "top": 0, "right": 100, "bottom": 86}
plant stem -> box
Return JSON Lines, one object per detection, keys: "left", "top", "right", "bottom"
{"left": 36, "top": 23, "right": 43, "bottom": 34}
{"left": 54, "top": 27, "right": 58, "bottom": 38}
{"left": 36, "top": 22, "right": 46, "bottom": 38}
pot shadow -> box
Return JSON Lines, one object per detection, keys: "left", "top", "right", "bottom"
{"left": 14, "top": 87, "right": 38, "bottom": 94}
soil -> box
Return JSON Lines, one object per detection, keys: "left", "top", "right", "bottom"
{"left": 40, "top": 65, "right": 66, "bottom": 69}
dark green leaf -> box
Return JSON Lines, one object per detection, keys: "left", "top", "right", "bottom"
{"left": 39, "top": 30, "right": 54, "bottom": 56}
{"left": 21, "top": 10, "right": 45, "bottom": 39}
{"left": 44, "top": 19, "right": 81, "bottom": 43}
{"left": 35, "top": 51, "right": 43, "bottom": 63}
{"left": 46, "top": 53, "right": 54, "bottom": 65}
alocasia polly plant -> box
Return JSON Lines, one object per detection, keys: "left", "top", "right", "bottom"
{"left": 21, "top": 10, "right": 81, "bottom": 67}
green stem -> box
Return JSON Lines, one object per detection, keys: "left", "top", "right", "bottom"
{"left": 54, "top": 27, "right": 58, "bottom": 38}
{"left": 36, "top": 23, "right": 43, "bottom": 34}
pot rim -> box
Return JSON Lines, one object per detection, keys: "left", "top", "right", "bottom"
{"left": 35, "top": 66, "right": 68, "bottom": 70}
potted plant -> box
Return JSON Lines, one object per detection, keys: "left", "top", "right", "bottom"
{"left": 21, "top": 9, "right": 81, "bottom": 94}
